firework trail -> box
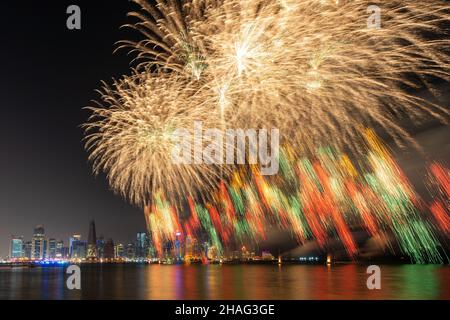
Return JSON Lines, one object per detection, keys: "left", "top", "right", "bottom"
{"left": 84, "top": 1, "right": 450, "bottom": 262}
{"left": 144, "top": 130, "right": 448, "bottom": 263}
{"left": 428, "top": 163, "right": 450, "bottom": 234}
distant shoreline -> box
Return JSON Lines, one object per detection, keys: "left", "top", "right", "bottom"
{"left": 1, "top": 259, "right": 447, "bottom": 268}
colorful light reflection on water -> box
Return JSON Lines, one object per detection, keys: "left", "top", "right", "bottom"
{"left": 0, "top": 264, "right": 448, "bottom": 300}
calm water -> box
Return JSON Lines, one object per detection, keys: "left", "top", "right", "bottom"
{"left": 0, "top": 264, "right": 448, "bottom": 300}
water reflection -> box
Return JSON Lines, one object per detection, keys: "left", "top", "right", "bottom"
{"left": 0, "top": 264, "right": 448, "bottom": 300}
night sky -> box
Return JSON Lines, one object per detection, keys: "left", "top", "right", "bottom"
{"left": 0, "top": 1, "right": 148, "bottom": 257}
{"left": 0, "top": 1, "right": 448, "bottom": 258}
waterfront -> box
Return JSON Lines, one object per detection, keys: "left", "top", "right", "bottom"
{"left": 0, "top": 264, "right": 448, "bottom": 300}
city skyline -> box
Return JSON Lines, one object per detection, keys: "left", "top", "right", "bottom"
{"left": 2, "top": 221, "right": 150, "bottom": 260}
{"left": 3, "top": 220, "right": 286, "bottom": 263}
{"left": 0, "top": 1, "right": 146, "bottom": 259}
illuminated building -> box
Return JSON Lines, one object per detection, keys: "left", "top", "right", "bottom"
{"left": 32, "top": 225, "right": 46, "bottom": 260}
{"left": 48, "top": 238, "right": 57, "bottom": 259}
{"left": 55, "top": 241, "right": 65, "bottom": 259}
{"left": 70, "top": 234, "right": 86, "bottom": 259}
{"left": 261, "top": 251, "right": 275, "bottom": 261}
{"left": 174, "top": 231, "right": 182, "bottom": 262}
{"left": 72, "top": 241, "right": 87, "bottom": 259}
{"left": 46, "top": 238, "right": 56, "bottom": 259}
{"left": 163, "top": 240, "right": 173, "bottom": 261}
{"left": 97, "top": 236, "right": 105, "bottom": 258}
{"left": 9, "top": 236, "right": 23, "bottom": 259}
{"left": 126, "top": 243, "right": 136, "bottom": 259}
{"left": 192, "top": 239, "right": 201, "bottom": 259}
{"left": 241, "top": 246, "right": 250, "bottom": 261}
{"left": 207, "top": 245, "right": 218, "bottom": 261}
{"left": 114, "top": 243, "right": 124, "bottom": 259}
{"left": 87, "top": 220, "right": 98, "bottom": 259}
{"left": 135, "top": 232, "right": 147, "bottom": 259}
{"left": 23, "top": 241, "right": 32, "bottom": 259}
{"left": 69, "top": 234, "right": 81, "bottom": 257}
{"left": 103, "top": 239, "right": 115, "bottom": 260}
{"left": 184, "top": 235, "right": 193, "bottom": 261}
{"left": 61, "top": 247, "right": 70, "bottom": 259}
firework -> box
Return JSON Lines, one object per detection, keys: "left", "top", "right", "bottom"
{"left": 84, "top": 0, "right": 450, "bottom": 262}
{"left": 428, "top": 163, "right": 450, "bottom": 234}
{"left": 84, "top": 71, "right": 226, "bottom": 207}
{"left": 122, "top": 0, "right": 449, "bottom": 152}
{"left": 144, "top": 130, "right": 448, "bottom": 263}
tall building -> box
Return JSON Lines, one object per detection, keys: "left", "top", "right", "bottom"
{"left": 174, "top": 231, "right": 182, "bottom": 261}
{"left": 114, "top": 243, "right": 124, "bottom": 259}
{"left": 163, "top": 240, "right": 173, "bottom": 260}
{"left": 72, "top": 241, "right": 87, "bottom": 259}
{"left": 9, "top": 236, "right": 23, "bottom": 259}
{"left": 185, "top": 235, "right": 193, "bottom": 258}
{"left": 126, "top": 243, "right": 136, "bottom": 259}
{"left": 97, "top": 236, "right": 105, "bottom": 259}
{"left": 48, "top": 238, "right": 57, "bottom": 259}
{"left": 61, "top": 247, "right": 70, "bottom": 259}
{"left": 192, "top": 238, "right": 201, "bottom": 259}
{"left": 23, "top": 241, "right": 32, "bottom": 259}
{"left": 32, "top": 225, "right": 46, "bottom": 260}
{"left": 70, "top": 234, "right": 86, "bottom": 259}
{"left": 69, "top": 234, "right": 81, "bottom": 257}
{"left": 135, "top": 232, "right": 147, "bottom": 259}
{"left": 87, "top": 220, "right": 98, "bottom": 259}
{"left": 56, "top": 240, "right": 64, "bottom": 259}
{"left": 102, "top": 239, "right": 114, "bottom": 260}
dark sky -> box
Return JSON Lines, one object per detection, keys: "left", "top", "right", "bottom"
{"left": 0, "top": 1, "right": 448, "bottom": 258}
{"left": 0, "top": 0, "right": 148, "bottom": 257}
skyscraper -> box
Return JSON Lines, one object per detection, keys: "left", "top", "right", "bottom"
{"left": 103, "top": 239, "right": 115, "bottom": 260}
{"left": 87, "top": 220, "right": 98, "bottom": 259}
{"left": 69, "top": 234, "right": 81, "bottom": 257}
{"left": 23, "top": 241, "right": 32, "bottom": 259}
{"left": 97, "top": 236, "right": 105, "bottom": 259}
{"left": 126, "top": 243, "right": 136, "bottom": 260}
{"left": 56, "top": 240, "right": 64, "bottom": 259}
{"left": 174, "top": 231, "right": 182, "bottom": 261}
{"left": 163, "top": 240, "right": 173, "bottom": 261}
{"left": 72, "top": 241, "right": 87, "bottom": 259}
{"left": 9, "top": 236, "right": 23, "bottom": 259}
{"left": 114, "top": 243, "right": 124, "bottom": 259}
{"left": 48, "top": 238, "right": 57, "bottom": 259}
{"left": 136, "top": 232, "right": 147, "bottom": 259}
{"left": 32, "top": 225, "right": 46, "bottom": 260}
{"left": 69, "top": 234, "right": 86, "bottom": 259}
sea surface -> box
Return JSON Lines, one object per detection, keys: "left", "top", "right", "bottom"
{"left": 0, "top": 264, "right": 448, "bottom": 300}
